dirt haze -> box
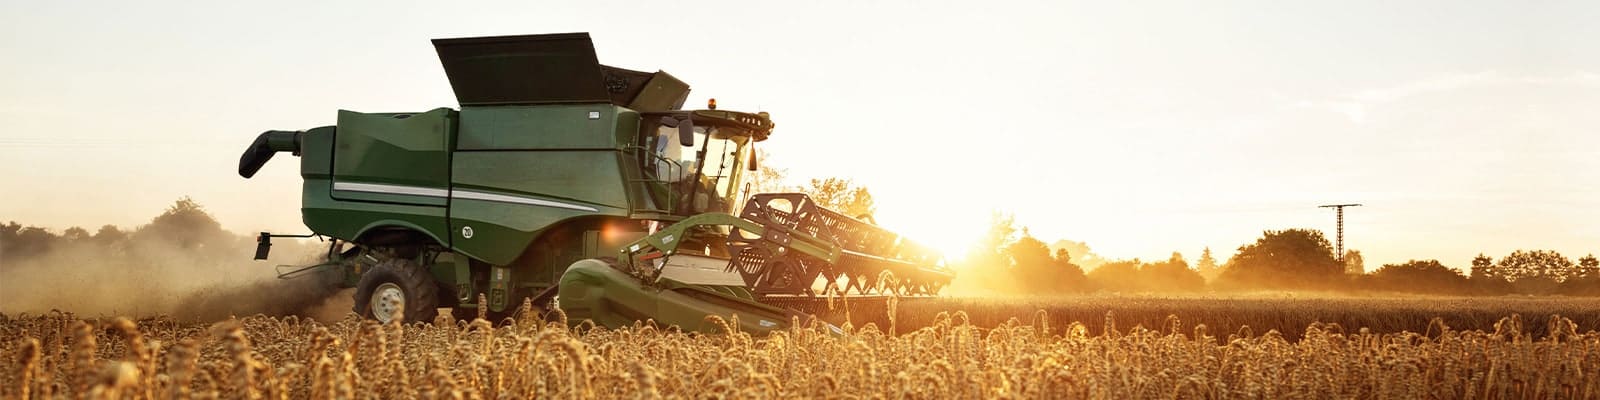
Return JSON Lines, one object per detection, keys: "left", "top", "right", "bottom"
{"left": 0, "top": 237, "right": 346, "bottom": 321}
{"left": 1, "top": 199, "right": 347, "bottom": 322}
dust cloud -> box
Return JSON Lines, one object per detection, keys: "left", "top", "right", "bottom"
{"left": 0, "top": 237, "right": 349, "bottom": 322}
{"left": 0, "top": 199, "right": 351, "bottom": 322}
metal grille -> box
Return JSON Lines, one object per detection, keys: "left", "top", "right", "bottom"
{"left": 728, "top": 193, "right": 953, "bottom": 297}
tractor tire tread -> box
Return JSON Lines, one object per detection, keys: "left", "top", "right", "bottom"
{"left": 353, "top": 258, "right": 440, "bottom": 323}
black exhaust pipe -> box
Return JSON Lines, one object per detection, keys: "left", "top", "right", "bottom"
{"left": 238, "top": 130, "right": 302, "bottom": 178}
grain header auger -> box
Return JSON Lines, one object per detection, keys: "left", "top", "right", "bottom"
{"left": 238, "top": 33, "right": 954, "bottom": 334}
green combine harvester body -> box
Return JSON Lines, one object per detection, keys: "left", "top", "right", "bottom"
{"left": 240, "top": 33, "right": 950, "bottom": 333}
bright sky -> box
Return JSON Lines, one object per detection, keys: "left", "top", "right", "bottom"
{"left": 2, "top": 1, "right": 1596, "bottom": 270}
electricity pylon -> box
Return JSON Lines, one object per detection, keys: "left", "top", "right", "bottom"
{"left": 1318, "top": 204, "right": 1362, "bottom": 262}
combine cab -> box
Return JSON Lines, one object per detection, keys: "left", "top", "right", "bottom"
{"left": 240, "top": 33, "right": 952, "bottom": 333}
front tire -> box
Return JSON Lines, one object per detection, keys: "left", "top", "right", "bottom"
{"left": 353, "top": 258, "right": 440, "bottom": 324}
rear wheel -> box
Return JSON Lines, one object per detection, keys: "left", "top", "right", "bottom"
{"left": 353, "top": 258, "right": 439, "bottom": 324}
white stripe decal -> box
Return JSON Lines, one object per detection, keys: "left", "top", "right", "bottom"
{"left": 331, "top": 181, "right": 598, "bottom": 212}
{"left": 332, "top": 182, "right": 449, "bottom": 198}
{"left": 451, "top": 189, "right": 600, "bottom": 212}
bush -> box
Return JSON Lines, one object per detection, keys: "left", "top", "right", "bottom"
{"left": 1217, "top": 229, "right": 1343, "bottom": 290}
{"left": 1365, "top": 260, "right": 1470, "bottom": 295}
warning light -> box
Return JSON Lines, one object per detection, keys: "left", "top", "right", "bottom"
{"left": 708, "top": 98, "right": 717, "bottom": 110}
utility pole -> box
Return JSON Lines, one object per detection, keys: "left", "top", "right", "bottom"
{"left": 1318, "top": 204, "right": 1361, "bottom": 262}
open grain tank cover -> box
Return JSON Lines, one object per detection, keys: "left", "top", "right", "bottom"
{"left": 432, "top": 32, "right": 689, "bottom": 110}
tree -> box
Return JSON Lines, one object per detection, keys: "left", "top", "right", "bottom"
{"left": 1086, "top": 260, "right": 1142, "bottom": 292}
{"left": 1049, "top": 239, "right": 1108, "bottom": 270}
{"left": 1004, "top": 230, "right": 1054, "bottom": 292}
{"left": 1141, "top": 252, "right": 1205, "bottom": 292}
{"left": 1004, "top": 229, "right": 1089, "bottom": 293}
{"left": 1470, "top": 254, "right": 1498, "bottom": 280}
{"left": 1366, "top": 260, "right": 1469, "bottom": 294}
{"left": 1468, "top": 253, "right": 1513, "bottom": 295}
{"left": 1578, "top": 254, "right": 1600, "bottom": 280}
{"left": 135, "top": 197, "right": 228, "bottom": 251}
{"left": 1343, "top": 249, "right": 1365, "bottom": 275}
{"left": 800, "top": 177, "right": 876, "bottom": 218}
{"left": 1052, "top": 248, "right": 1092, "bottom": 293}
{"left": 746, "top": 149, "right": 793, "bottom": 195}
{"left": 1496, "top": 250, "right": 1576, "bottom": 282}
{"left": 740, "top": 153, "right": 871, "bottom": 217}
{"left": 62, "top": 226, "right": 91, "bottom": 241}
{"left": 1558, "top": 254, "right": 1600, "bottom": 296}
{"left": 92, "top": 224, "right": 128, "bottom": 244}
{"left": 1084, "top": 253, "right": 1204, "bottom": 293}
{"left": 0, "top": 222, "right": 61, "bottom": 264}
{"left": 1195, "top": 247, "right": 1222, "bottom": 282}
{"left": 1217, "top": 229, "right": 1343, "bottom": 290}
{"left": 967, "top": 211, "right": 1016, "bottom": 266}
{"left": 953, "top": 212, "right": 1019, "bottom": 292}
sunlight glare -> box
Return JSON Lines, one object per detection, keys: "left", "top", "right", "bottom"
{"left": 872, "top": 204, "right": 987, "bottom": 263}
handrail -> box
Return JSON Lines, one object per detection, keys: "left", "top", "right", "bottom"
{"left": 624, "top": 145, "right": 684, "bottom": 214}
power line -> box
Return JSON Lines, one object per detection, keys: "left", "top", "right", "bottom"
{"left": 1318, "top": 203, "right": 1362, "bottom": 262}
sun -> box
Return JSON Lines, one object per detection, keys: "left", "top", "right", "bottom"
{"left": 871, "top": 205, "right": 985, "bottom": 264}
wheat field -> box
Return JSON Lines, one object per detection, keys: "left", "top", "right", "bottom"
{"left": 4, "top": 299, "right": 1598, "bottom": 400}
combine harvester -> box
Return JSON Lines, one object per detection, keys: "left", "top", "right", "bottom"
{"left": 239, "top": 33, "right": 952, "bottom": 333}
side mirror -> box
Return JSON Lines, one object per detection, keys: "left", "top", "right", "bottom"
{"left": 746, "top": 146, "right": 759, "bottom": 171}
{"left": 678, "top": 117, "right": 696, "bottom": 147}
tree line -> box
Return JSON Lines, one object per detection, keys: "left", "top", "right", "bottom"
{"left": 1, "top": 198, "right": 252, "bottom": 268}
{"left": 958, "top": 213, "right": 1599, "bottom": 296}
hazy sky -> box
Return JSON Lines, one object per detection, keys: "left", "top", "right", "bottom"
{"left": 2, "top": 1, "right": 1595, "bottom": 270}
